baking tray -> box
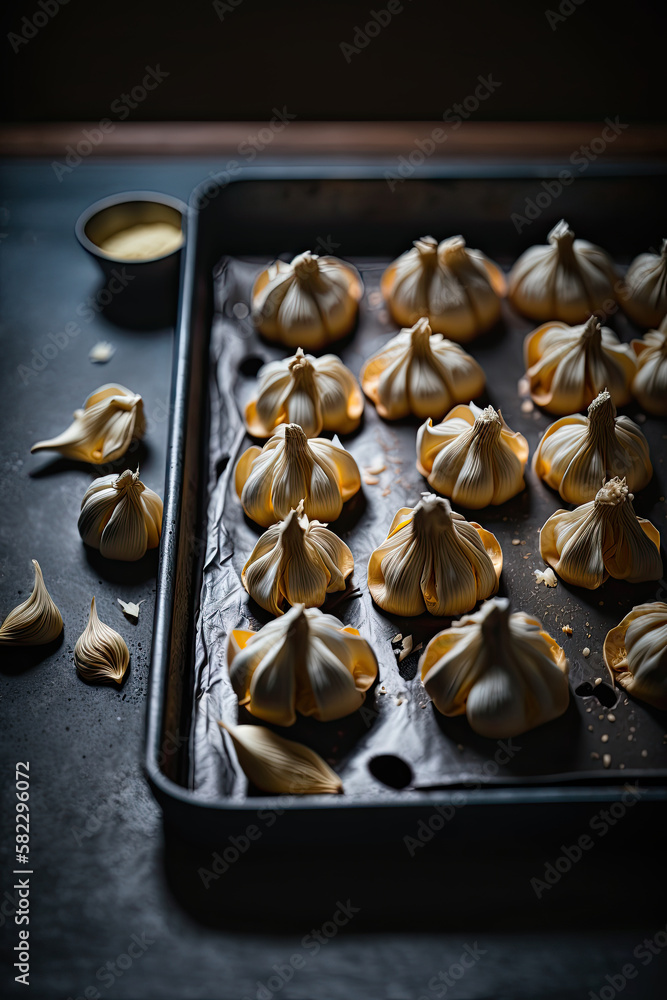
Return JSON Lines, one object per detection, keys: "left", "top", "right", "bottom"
{"left": 146, "top": 165, "right": 667, "bottom": 845}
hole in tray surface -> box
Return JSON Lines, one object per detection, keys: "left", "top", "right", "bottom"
{"left": 574, "top": 681, "right": 618, "bottom": 708}
{"left": 368, "top": 754, "right": 413, "bottom": 790}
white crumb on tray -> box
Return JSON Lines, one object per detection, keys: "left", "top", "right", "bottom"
{"left": 118, "top": 598, "right": 144, "bottom": 621}
{"left": 89, "top": 340, "right": 116, "bottom": 363}
{"left": 534, "top": 567, "right": 557, "bottom": 587}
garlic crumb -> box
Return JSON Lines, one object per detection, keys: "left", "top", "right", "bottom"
{"left": 534, "top": 567, "right": 557, "bottom": 587}
{"left": 601, "top": 734, "right": 609, "bottom": 743}
{"left": 512, "top": 538, "right": 521, "bottom": 546}
{"left": 594, "top": 677, "right": 602, "bottom": 686}
{"left": 587, "top": 725, "right": 594, "bottom": 732}
{"left": 607, "top": 713, "right": 615, "bottom": 722}
{"left": 603, "top": 754, "right": 612, "bottom": 768}
{"left": 561, "top": 625, "right": 572, "bottom": 635}
{"left": 363, "top": 473, "right": 380, "bottom": 486}
{"left": 591, "top": 751, "right": 600, "bottom": 760}
{"left": 89, "top": 340, "right": 115, "bottom": 364}
{"left": 641, "top": 749, "right": 648, "bottom": 758}
{"left": 582, "top": 647, "right": 590, "bottom": 657}
{"left": 364, "top": 462, "right": 386, "bottom": 476}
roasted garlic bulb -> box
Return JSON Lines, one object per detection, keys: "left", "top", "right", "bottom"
{"left": 245, "top": 348, "right": 363, "bottom": 438}
{"left": 604, "top": 603, "right": 667, "bottom": 710}
{"left": 359, "top": 317, "right": 486, "bottom": 420}
{"left": 235, "top": 423, "right": 361, "bottom": 527}
{"left": 0, "top": 560, "right": 63, "bottom": 646}
{"left": 242, "top": 500, "right": 354, "bottom": 615}
{"left": 74, "top": 597, "right": 129, "bottom": 685}
{"left": 220, "top": 723, "right": 343, "bottom": 794}
{"left": 367, "top": 493, "right": 502, "bottom": 617}
{"left": 251, "top": 251, "right": 363, "bottom": 349}
{"left": 621, "top": 240, "right": 667, "bottom": 329}
{"left": 508, "top": 220, "right": 617, "bottom": 323}
{"left": 420, "top": 597, "right": 569, "bottom": 738}
{"left": 631, "top": 318, "right": 667, "bottom": 416}
{"left": 524, "top": 315, "right": 636, "bottom": 414}
{"left": 533, "top": 389, "right": 652, "bottom": 504}
{"left": 227, "top": 604, "right": 377, "bottom": 726}
{"left": 417, "top": 402, "right": 528, "bottom": 508}
{"left": 78, "top": 468, "right": 163, "bottom": 561}
{"left": 31, "top": 384, "right": 145, "bottom": 464}
{"left": 381, "top": 235, "right": 506, "bottom": 342}
{"left": 539, "top": 477, "right": 662, "bottom": 589}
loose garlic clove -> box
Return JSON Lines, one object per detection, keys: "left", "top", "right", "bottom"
{"left": 0, "top": 560, "right": 63, "bottom": 646}
{"left": 524, "top": 315, "right": 636, "bottom": 414}
{"left": 227, "top": 604, "right": 377, "bottom": 726}
{"left": 604, "top": 602, "right": 667, "bottom": 710}
{"left": 242, "top": 500, "right": 354, "bottom": 615}
{"left": 631, "top": 317, "right": 667, "bottom": 416}
{"left": 245, "top": 348, "right": 363, "bottom": 438}
{"left": 620, "top": 240, "right": 667, "bottom": 329}
{"left": 31, "top": 384, "right": 145, "bottom": 464}
{"left": 417, "top": 402, "right": 528, "bottom": 508}
{"left": 360, "top": 317, "right": 486, "bottom": 420}
{"left": 235, "top": 423, "right": 361, "bottom": 527}
{"left": 381, "top": 236, "right": 506, "bottom": 342}
{"left": 539, "top": 477, "right": 662, "bottom": 589}
{"left": 533, "top": 389, "right": 652, "bottom": 504}
{"left": 219, "top": 723, "right": 343, "bottom": 794}
{"left": 420, "top": 597, "right": 569, "bottom": 738}
{"left": 367, "top": 492, "right": 502, "bottom": 617}
{"left": 508, "top": 220, "right": 617, "bottom": 323}
{"left": 251, "top": 251, "right": 363, "bottom": 350}
{"left": 74, "top": 597, "right": 129, "bottom": 685}
{"left": 78, "top": 467, "right": 163, "bottom": 561}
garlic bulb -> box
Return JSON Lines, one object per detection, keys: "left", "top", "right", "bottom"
{"left": 242, "top": 500, "right": 354, "bottom": 615}
{"left": 245, "top": 348, "right": 363, "bottom": 438}
{"left": 539, "top": 477, "right": 662, "bottom": 589}
{"left": 227, "top": 604, "right": 377, "bottom": 726}
{"left": 381, "top": 235, "right": 506, "bottom": 342}
{"left": 251, "top": 251, "right": 363, "bottom": 349}
{"left": 235, "top": 423, "right": 361, "bottom": 527}
{"left": 74, "top": 597, "right": 129, "bottom": 685}
{"left": 359, "top": 318, "right": 486, "bottom": 420}
{"left": 0, "top": 560, "right": 63, "bottom": 646}
{"left": 420, "top": 597, "right": 569, "bottom": 738}
{"left": 603, "top": 603, "right": 667, "bottom": 710}
{"left": 621, "top": 240, "right": 667, "bottom": 328}
{"left": 367, "top": 493, "right": 502, "bottom": 617}
{"left": 533, "top": 389, "right": 652, "bottom": 504}
{"left": 508, "top": 220, "right": 617, "bottom": 323}
{"left": 631, "top": 318, "right": 667, "bottom": 416}
{"left": 417, "top": 402, "right": 528, "bottom": 508}
{"left": 78, "top": 468, "right": 163, "bottom": 561}
{"left": 219, "top": 723, "right": 343, "bottom": 794}
{"left": 524, "top": 315, "right": 636, "bottom": 414}
{"left": 31, "top": 384, "right": 145, "bottom": 464}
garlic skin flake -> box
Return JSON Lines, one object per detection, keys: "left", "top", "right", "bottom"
{"left": 524, "top": 315, "right": 636, "bottom": 415}
{"left": 367, "top": 493, "right": 502, "bottom": 618}
{"left": 604, "top": 603, "right": 667, "bottom": 710}
{"left": 78, "top": 468, "right": 163, "bottom": 561}
{"left": 31, "top": 384, "right": 145, "bottom": 464}
{"left": 74, "top": 597, "right": 129, "bottom": 685}
{"left": 508, "top": 220, "right": 617, "bottom": 323}
{"left": 252, "top": 251, "right": 363, "bottom": 350}
{"left": 227, "top": 604, "right": 377, "bottom": 726}
{"left": 420, "top": 597, "right": 569, "bottom": 738}
{"left": 621, "top": 240, "right": 667, "bottom": 329}
{"left": 381, "top": 236, "right": 506, "bottom": 342}
{"left": 360, "top": 317, "right": 486, "bottom": 420}
{"left": 539, "top": 477, "right": 662, "bottom": 589}
{"left": 533, "top": 389, "right": 652, "bottom": 504}
{"left": 0, "top": 560, "right": 63, "bottom": 646}
{"left": 219, "top": 723, "right": 342, "bottom": 794}
{"left": 417, "top": 402, "right": 528, "bottom": 508}
{"left": 631, "top": 318, "right": 667, "bottom": 416}
{"left": 245, "top": 348, "right": 363, "bottom": 438}
{"left": 235, "top": 423, "right": 361, "bottom": 527}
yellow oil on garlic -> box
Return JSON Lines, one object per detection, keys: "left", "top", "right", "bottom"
{"left": 98, "top": 222, "right": 183, "bottom": 260}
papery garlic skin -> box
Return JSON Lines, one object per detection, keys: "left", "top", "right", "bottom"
{"left": 242, "top": 500, "right": 354, "bottom": 615}
{"left": 31, "top": 384, "right": 145, "bottom": 464}
{"left": 245, "top": 348, "right": 363, "bottom": 438}
{"left": 367, "top": 493, "right": 502, "bottom": 617}
{"left": 381, "top": 236, "right": 506, "bottom": 342}
{"left": 78, "top": 468, "right": 163, "bottom": 561}
{"left": 420, "top": 597, "right": 569, "bottom": 738}
{"left": 360, "top": 317, "right": 486, "bottom": 420}
{"left": 219, "top": 723, "right": 343, "bottom": 794}
{"left": 74, "top": 597, "right": 129, "bottom": 685}
{"left": 621, "top": 240, "right": 667, "bottom": 329}
{"left": 631, "top": 318, "right": 667, "bottom": 416}
{"left": 509, "top": 220, "right": 617, "bottom": 323}
{"left": 604, "top": 603, "right": 667, "bottom": 710}
{"left": 235, "top": 423, "right": 361, "bottom": 527}
{"left": 417, "top": 402, "right": 528, "bottom": 508}
{"left": 252, "top": 251, "right": 363, "bottom": 350}
{"left": 539, "top": 477, "right": 662, "bottom": 589}
{"left": 227, "top": 604, "right": 377, "bottom": 726}
{"left": 0, "top": 560, "right": 63, "bottom": 646}
{"left": 533, "top": 389, "right": 652, "bottom": 504}
{"left": 524, "top": 315, "right": 636, "bottom": 415}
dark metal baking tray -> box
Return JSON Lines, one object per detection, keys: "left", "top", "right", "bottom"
{"left": 146, "top": 164, "right": 667, "bottom": 845}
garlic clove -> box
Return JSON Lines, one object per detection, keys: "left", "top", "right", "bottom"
{"left": 631, "top": 318, "right": 667, "bottom": 416}
{"left": 0, "top": 560, "right": 63, "bottom": 646}
{"left": 621, "top": 240, "right": 667, "bottom": 329}
{"left": 117, "top": 598, "right": 144, "bottom": 621}
{"left": 31, "top": 384, "right": 145, "bottom": 464}
{"left": 74, "top": 597, "right": 129, "bottom": 685}
{"left": 604, "top": 602, "right": 667, "bottom": 710}
{"left": 78, "top": 467, "right": 163, "bottom": 561}
{"left": 219, "top": 723, "right": 343, "bottom": 794}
